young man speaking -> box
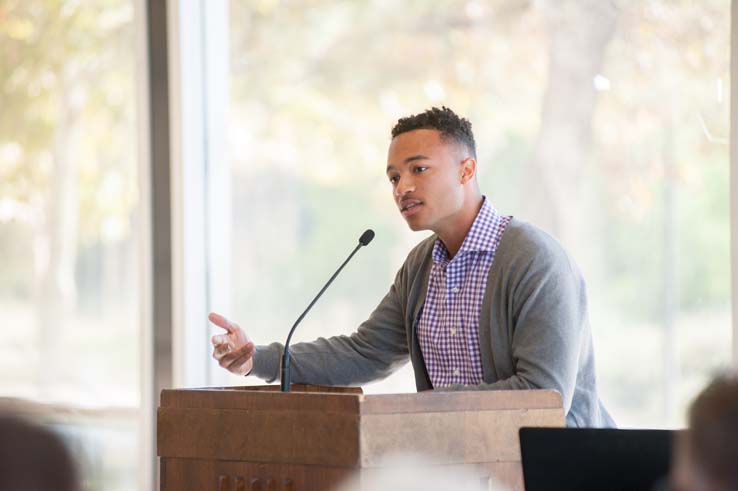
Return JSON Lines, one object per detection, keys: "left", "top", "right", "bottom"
{"left": 210, "top": 107, "right": 614, "bottom": 427}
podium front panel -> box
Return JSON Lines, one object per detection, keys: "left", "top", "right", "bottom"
{"left": 158, "top": 387, "right": 565, "bottom": 491}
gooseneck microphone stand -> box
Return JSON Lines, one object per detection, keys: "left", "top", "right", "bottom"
{"left": 280, "top": 230, "right": 375, "bottom": 392}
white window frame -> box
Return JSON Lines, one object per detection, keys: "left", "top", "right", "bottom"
{"left": 167, "top": 0, "right": 232, "bottom": 390}
{"left": 730, "top": 0, "right": 738, "bottom": 369}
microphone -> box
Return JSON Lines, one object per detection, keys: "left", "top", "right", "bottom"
{"left": 280, "top": 229, "right": 375, "bottom": 392}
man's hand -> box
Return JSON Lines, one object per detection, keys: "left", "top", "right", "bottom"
{"left": 209, "top": 312, "right": 255, "bottom": 376}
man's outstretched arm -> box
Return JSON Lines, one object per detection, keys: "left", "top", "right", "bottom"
{"left": 250, "top": 281, "right": 410, "bottom": 386}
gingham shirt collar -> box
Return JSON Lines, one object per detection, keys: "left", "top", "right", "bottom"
{"left": 432, "top": 196, "right": 501, "bottom": 264}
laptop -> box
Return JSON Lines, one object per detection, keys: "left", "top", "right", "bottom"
{"left": 519, "top": 427, "right": 675, "bottom": 491}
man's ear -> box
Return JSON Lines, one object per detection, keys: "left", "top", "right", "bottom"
{"left": 460, "top": 157, "right": 476, "bottom": 184}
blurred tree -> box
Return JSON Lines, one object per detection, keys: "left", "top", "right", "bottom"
{"left": 0, "top": 0, "right": 136, "bottom": 388}
{"left": 523, "top": 0, "right": 619, "bottom": 253}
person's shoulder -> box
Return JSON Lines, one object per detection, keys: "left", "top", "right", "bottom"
{"left": 498, "top": 218, "right": 573, "bottom": 268}
{"left": 501, "top": 218, "right": 561, "bottom": 249}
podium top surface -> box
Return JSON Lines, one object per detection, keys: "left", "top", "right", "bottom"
{"left": 160, "top": 385, "right": 562, "bottom": 415}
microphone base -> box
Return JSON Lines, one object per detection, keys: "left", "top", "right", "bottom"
{"left": 280, "top": 350, "right": 291, "bottom": 392}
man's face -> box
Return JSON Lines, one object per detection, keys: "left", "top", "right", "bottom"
{"left": 386, "top": 129, "right": 469, "bottom": 233}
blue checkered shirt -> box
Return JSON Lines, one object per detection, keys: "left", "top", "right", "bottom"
{"left": 417, "top": 197, "right": 511, "bottom": 387}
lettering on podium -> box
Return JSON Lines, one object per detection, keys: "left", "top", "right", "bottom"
{"left": 218, "top": 475, "right": 293, "bottom": 491}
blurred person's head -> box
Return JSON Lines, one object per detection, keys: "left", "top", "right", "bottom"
{"left": 332, "top": 452, "right": 507, "bottom": 491}
{"left": 0, "top": 415, "right": 79, "bottom": 491}
{"left": 671, "top": 374, "right": 738, "bottom": 491}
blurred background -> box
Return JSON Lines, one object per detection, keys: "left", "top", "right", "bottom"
{"left": 0, "top": 0, "right": 733, "bottom": 489}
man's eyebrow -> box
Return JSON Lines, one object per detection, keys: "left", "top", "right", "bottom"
{"left": 386, "top": 154, "right": 430, "bottom": 173}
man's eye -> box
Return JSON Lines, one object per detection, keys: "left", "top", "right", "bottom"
{"left": 389, "top": 176, "right": 399, "bottom": 184}
{"left": 414, "top": 166, "right": 428, "bottom": 173}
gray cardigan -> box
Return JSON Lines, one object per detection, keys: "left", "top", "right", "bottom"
{"left": 253, "top": 218, "right": 615, "bottom": 427}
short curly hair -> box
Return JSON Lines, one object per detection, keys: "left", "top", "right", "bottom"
{"left": 391, "top": 106, "right": 477, "bottom": 158}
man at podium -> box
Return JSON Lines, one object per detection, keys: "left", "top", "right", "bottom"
{"left": 209, "top": 107, "right": 615, "bottom": 428}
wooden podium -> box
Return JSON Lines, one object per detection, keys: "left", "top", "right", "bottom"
{"left": 157, "top": 385, "right": 564, "bottom": 491}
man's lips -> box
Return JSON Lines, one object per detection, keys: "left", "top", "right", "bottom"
{"left": 400, "top": 200, "right": 422, "bottom": 217}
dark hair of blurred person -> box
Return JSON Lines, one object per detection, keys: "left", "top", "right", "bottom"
{"left": 0, "top": 415, "right": 79, "bottom": 491}
{"left": 671, "top": 373, "right": 738, "bottom": 491}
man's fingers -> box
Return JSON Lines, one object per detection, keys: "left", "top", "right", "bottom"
{"left": 224, "top": 345, "right": 255, "bottom": 371}
{"left": 208, "top": 312, "right": 236, "bottom": 334}
{"left": 211, "top": 334, "right": 228, "bottom": 346}
{"left": 212, "top": 341, "right": 233, "bottom": 361}
{"left": 209, "top": 313, "right": 253, "bottom": 371}
{"left": 217, "top": 342, "right": 254, "bottom": 367}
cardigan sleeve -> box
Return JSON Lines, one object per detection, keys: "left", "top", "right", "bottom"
{"left": 250, "top": 266, "right": 410, "bottom": 386}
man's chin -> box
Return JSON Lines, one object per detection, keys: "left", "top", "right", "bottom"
{"left": 403, "top": 218, "right": 427, "bottom": 232}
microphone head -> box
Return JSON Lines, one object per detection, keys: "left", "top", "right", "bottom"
{"left": 359, "top": 229, "right": 375, "bottom": 246}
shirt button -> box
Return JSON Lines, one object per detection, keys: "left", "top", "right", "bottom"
{"left": 450, "top": 328, "right": 457, "bottom": 336}
{"left": 451, "top": 287, "right": 460, "bottom": 294}
{"left": 453, "top": 368, "right": 460, "bottom": 376}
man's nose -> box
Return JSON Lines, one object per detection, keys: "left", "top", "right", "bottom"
{"left": 395, "top": 176, "right": 415, "bottom": 197}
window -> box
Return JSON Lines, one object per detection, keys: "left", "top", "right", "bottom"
{"left": 0, "top": 4, "right": 732, "bottom": 491}
{"left": 218, "top": 0, "right": 731, "bottom": 427}
{"left": 0, "top": 2, "right": 143, "bottom": 489}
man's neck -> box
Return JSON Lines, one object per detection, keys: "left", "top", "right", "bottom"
{"left": 436, "top": 196, "right": 484, "bottom": 258}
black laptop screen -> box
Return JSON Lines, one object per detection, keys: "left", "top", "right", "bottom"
{"left": 519, "top": 427, "right": 675, "bottom": 491}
